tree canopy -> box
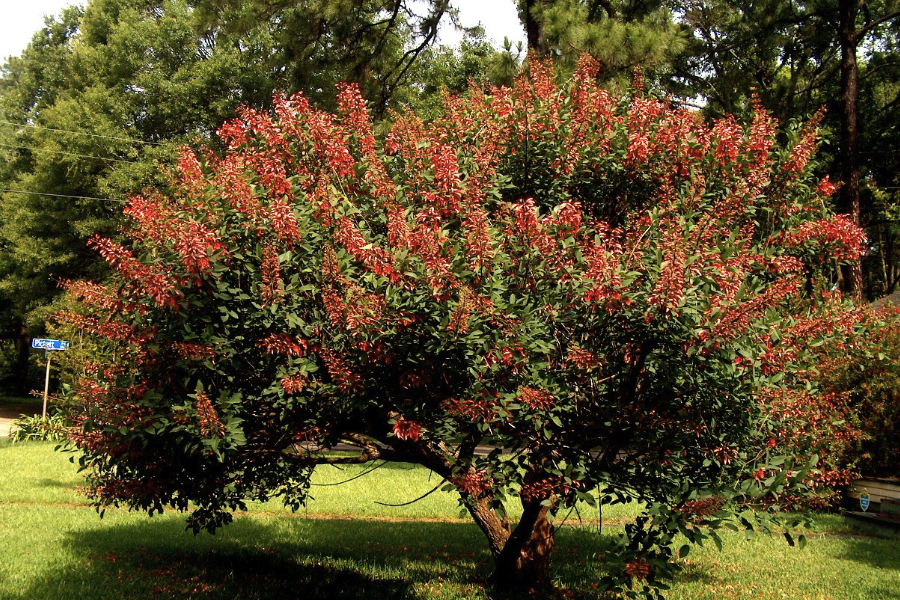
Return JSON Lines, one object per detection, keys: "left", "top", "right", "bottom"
{"left": 60, "top": 62, "right": 867, "bottom": 596}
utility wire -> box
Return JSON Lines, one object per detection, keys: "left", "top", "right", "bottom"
{"left": 0, "top": 142, "right": 145, "bottom": 164}
{"left": 0, "top": 189, "right": 126, "bottom": 203}
{"left": 310, "top": 461, "right": 388, "bottom": 486}
{"left": 0, "top": 120, "right": 165, "bottom": 146}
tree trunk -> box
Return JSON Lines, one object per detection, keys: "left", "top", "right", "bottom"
{"left": 14, "top": 324, "right": 30, "bottom": 395}
{"left": 494, "top": 500, "right": 555, "bottom": 589}
{"left": 838, "top": 0, "right": 865, "bottom": 301}
{"left": 465, "top": 494, "right": 556, "bottom": 591}
{"left": 523, "top": 0, "right": 550, "bottom": 56}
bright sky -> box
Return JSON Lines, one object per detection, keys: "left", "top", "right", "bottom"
{"left": 0, "top": 0, "right": 83, "bottom": 62}
{"left": 438, "top": 0, "right": 526, "bottom": 48}
{"left": 0, "top": 0, "right": 526, "bottom": 63}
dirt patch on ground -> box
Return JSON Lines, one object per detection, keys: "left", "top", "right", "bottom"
{"left": 0, "top": 402, "right": 43, "bottom": 437}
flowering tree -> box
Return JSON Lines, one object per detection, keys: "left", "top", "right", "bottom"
{"left": 60, "top": 60, "right": 867, "bottom": 596}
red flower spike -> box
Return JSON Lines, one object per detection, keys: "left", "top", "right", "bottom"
{"left": 517, "top": 387, "right": 555, "bottom": 410}
{"left": 625, "top": 559, "right": 651, "bottom": 581}
{"left": 257, "top": 333, "right": 308, "bottom": 357}
{"left": 194, "top": 390, "right": 224, "bottom": 438}
{"left": 392, "top": 419, "right": 422, "bottom": 442}
{"left": 260, "top": 244, "right": 285, "bottom": 306}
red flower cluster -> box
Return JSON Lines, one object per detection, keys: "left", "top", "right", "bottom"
{"left": 257, "top": 334, "right": 309, "bottom": 357}
{"left": 776, "top": 215, "right": 867, "bottom": 261}
{"left": 566, "top": 346, "right": 601, "bottom": 370}
{"left": 320, "top": 349, "right": 363, "bottom": 393}
{"left": 679, "top": 496, "right": 724, "bottom": 518}
{"left": 62, "top": 280, "right": 125, "bottom": 313}
{"left": 260, "top": 244, "right": 284, "bottom": 306}
{"left": 194, "top": 390, "right": 224, "bottom": 438}
{"left": 443, "top": 395, "right": 498, "bottom": 423}
{"left": 517, "top": 387, "right": 555, "bottom": 411}
{"left": 647, "top": 232, "right": 686, "bottom": 316}
{"left": 519, "top": 476, "right": 579, "bottom": 503}
{"left": 124, "top": 194, "right": 226, "bottom": 277}
{"left": 170, "top": 342, "right": 216, "bottom": 361}
{"left": 55, "top": 311, "right": 150, "bottom": 346}
{"left": 392, "top": 419, "right": 422, "bottom": 442}
{"left": 453, "top": 470, "right": 493, "bottom": 498}
{"left": 89, "top": 236, "right": 183, "bottom": 309}
{"left": 280, "top": 374, "right": 307, "bottom": 394}
{"left": 625, "top": 558, "right": 651, "bottom": 581}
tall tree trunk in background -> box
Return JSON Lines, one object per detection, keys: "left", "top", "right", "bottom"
{"left": 14, "top": 324, "right": 30, "bottom": 395}
{"left": 838, "top": 0, "right": 865, "bottom": 302}
{"left": 522, "top": 0, "right": 551, "bottom": 56}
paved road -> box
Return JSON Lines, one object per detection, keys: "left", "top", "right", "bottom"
{"left": 0, "top": 402, "right": 42, "bottom": 437}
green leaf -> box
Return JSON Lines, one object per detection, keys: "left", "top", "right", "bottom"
{"left": 710, "top": 531, "right": 723, "bottom": 552}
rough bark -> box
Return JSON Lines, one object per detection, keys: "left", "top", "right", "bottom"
{"left": 837, "top": 0, "right": 865, "bottom": 301}
{"left": 466, "top": 494, "right": 556, "bottom": 590}
{"left": 523, "top": 0, "right": 551, "bottom": 56}
{"left": 13, "top": 324, "right": 30, "bottom": 395}
{"left": 465, "top": 495, "right": 512, "bottom": 559}
{"left": 494, "top": 500, "right": 555, "bottom": 589}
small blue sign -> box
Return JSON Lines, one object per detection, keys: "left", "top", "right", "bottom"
{"left": 860, "top": 491, "right": 870, "bottom": 512}
{"left": 31, "top": 338, "right": 69, "bottom": 351}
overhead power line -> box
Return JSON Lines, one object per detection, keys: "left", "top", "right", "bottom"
{"left": 0, "top": 142, "right": 145, "bottom": 165}
{"left": 0, "top": 120, "right": 164, "bottom": 146}
{"left": 0, "top": 189, "right": 126, "bottom": 204}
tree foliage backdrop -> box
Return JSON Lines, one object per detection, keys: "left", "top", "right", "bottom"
{"left": 0, "top": 0, "right": 469, "bottom": 392}
{"left": 57, "top": 61, "right": 869, "bottom": 595}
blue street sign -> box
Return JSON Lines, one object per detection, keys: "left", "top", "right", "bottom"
{"left": 860, "top": 491, "right": 870, "bottom": 512}
{"left": 31, "top": 338, "right": 69, "bottom": 351}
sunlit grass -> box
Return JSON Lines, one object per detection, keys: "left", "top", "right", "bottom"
{"left": 0, "top": 394, "right": 40, "bottom": 406}
{"left": 2, "top": 441, "right": 898, "bottom": 600}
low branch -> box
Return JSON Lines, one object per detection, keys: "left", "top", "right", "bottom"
{"left": 311, "top": 460, "right": 387, "bottom": 486}
{"left": 284, "top": 432, "right": 402, "bottom": 464}
{"left": 374, "top": 480, "right": 445, "bottom": 506}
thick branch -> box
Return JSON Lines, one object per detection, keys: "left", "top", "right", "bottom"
{"left": 857, "top": 9, "right": 900, "bottom": 40}
{"left": 285, "top": 432, "right": 402, "bottom": 464}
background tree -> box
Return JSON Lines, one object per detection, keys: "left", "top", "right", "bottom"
{"left": 390, "top": 31, "right": 523, "bottom": 119}
{"left": 192, "top": 0, "right": 455, "bottom": 115}
{"left": 517, "top": 0, "right": 686, "bottom": 88}
{"left": 0, "top": 0, "right": 270, "bottom": 392}
{"left": 60, "top": 62, "right": 866, "bottom": 596}
{"left": 857, "top": 43, "right": 900, "bottom": 294}
{"left": 672, "top": 0, "right": 900, "bottom": 299}
{"left": 0, "top": 0, "right": 461, "bottom": 392}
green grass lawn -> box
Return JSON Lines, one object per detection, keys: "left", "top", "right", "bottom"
{"left": 1, "top": 441, "right": 898, "bottom": 599}
{"left": 0, "top": 394, "right": 42, "bottom": 409}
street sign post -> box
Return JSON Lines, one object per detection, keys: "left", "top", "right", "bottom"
{"left": 31, "top": 339, "right": 69, "bottom": 420}
{"left": 31, "top": 339, "right": 69, "bottom": 351}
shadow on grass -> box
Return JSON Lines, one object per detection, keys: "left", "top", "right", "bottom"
{"left": 7, "top": 516, "right": 500, "bottom": 600}
{"left": 32, "top": 478, "right": 71, "bottom": 489}
{"left": 837, "top": 534, "right": 900, "bottom": 574}
{"left": 4, "top": 512, "right": 645, "bottom": 600}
